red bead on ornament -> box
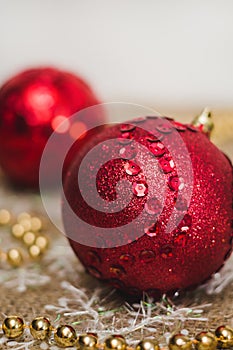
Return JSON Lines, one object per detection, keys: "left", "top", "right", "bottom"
{"left": 0, "top": 67, "right": 101, "bottom": 187}
{"left": 62, "top": 111, "right": 233, "bottom": 298}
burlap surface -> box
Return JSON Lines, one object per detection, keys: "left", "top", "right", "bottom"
{"left": 0, "top": 110, "right": 232, "bottom": 349}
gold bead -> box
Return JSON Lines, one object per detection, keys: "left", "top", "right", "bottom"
{"left": 23, "top": 231, "right": 36, "bottom": 246}
{"left": 30, "top": 217, "right": 42, "bottom": 232}
{"left": 136, "top": 339, "right": 160, "bottom": 350}
{"left": 35, "top": 235, "right": 49, "bottom": 251}
{"left": 0, "top": 209, "right": 11, "bottom": 225}
{"left": 17, "top": 212, "right": 31, "bottom": 222}
{"left": 2, "top": 316, "right": 24, "bottom": 339}
{"left": 7, "top": 248, "right": 23, "bottom": 267}
{"left": 78, "top": 333, "right": 98, "bottom": 349}
{"left": 194, "top": 332, "right": 217, "bottom": 350}
{"left": 30, "top": 317, "right": 51, "bottom": 340}
{"left": 12, "top": 224, "right": 25, "bottom": 238}
{"left": 104, "top": 335, "right": 127, "bottom": 350}
{"left": 215, "top": 325, "right": 233, "bottom": 348}
{"left": 54, "top": 325, "right": 77, "bottom": 347}
{"left": 28, "top": 244, "right": 42, "bottom": 259}
{"left": 169, "top": 334, "right": 192, "bottom": 350}
{"left": 19, "top": 218, "right": 32, "bottom": 232}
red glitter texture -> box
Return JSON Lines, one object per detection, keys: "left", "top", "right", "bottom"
{"left": 63, "top": 117, "right": 233, "bottom": 298}
{"left": 0, "top": 67, "right": 100, "bottom": 187}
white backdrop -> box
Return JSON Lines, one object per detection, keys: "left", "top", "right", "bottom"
{"left": 1, "top": 0, "right": 233, "bottom": 114}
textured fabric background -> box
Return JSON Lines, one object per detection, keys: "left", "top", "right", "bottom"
{"left": 0, "top": 111, "right": 232, "bottom": 349}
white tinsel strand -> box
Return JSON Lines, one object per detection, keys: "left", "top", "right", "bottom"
{"left": 200, "top": 254, "right": 233, "bottom": 294}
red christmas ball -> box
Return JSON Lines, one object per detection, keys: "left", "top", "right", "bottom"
{"left": 0, "top": 67, "right": 100, "bottom": 187}
{"left": 62, "top": 116, "right": 233, "bottom": 298}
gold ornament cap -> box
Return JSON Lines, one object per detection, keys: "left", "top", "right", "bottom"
{"left": 191, "top": 108, "right": 214, "bottom": 137}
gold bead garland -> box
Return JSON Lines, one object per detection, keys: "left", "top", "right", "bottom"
{"left": 0, "top": 208, "right": 49, "bottom": 266}
{"left": 0, "top": 316, "right": 233, "bottom": 349}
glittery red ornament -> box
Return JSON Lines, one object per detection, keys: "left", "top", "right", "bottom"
{"left": 0, "top": 67, "right": 100, "bottom": 187}
{"left": 62, "top": 116, "right": 233, "bottom": 298}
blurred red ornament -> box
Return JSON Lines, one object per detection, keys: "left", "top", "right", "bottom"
{"left": 62, "top": 115, "right": 233, "bottom": 299}
{"left": 0, "top": 67, "right": 100, "bottom": 187}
